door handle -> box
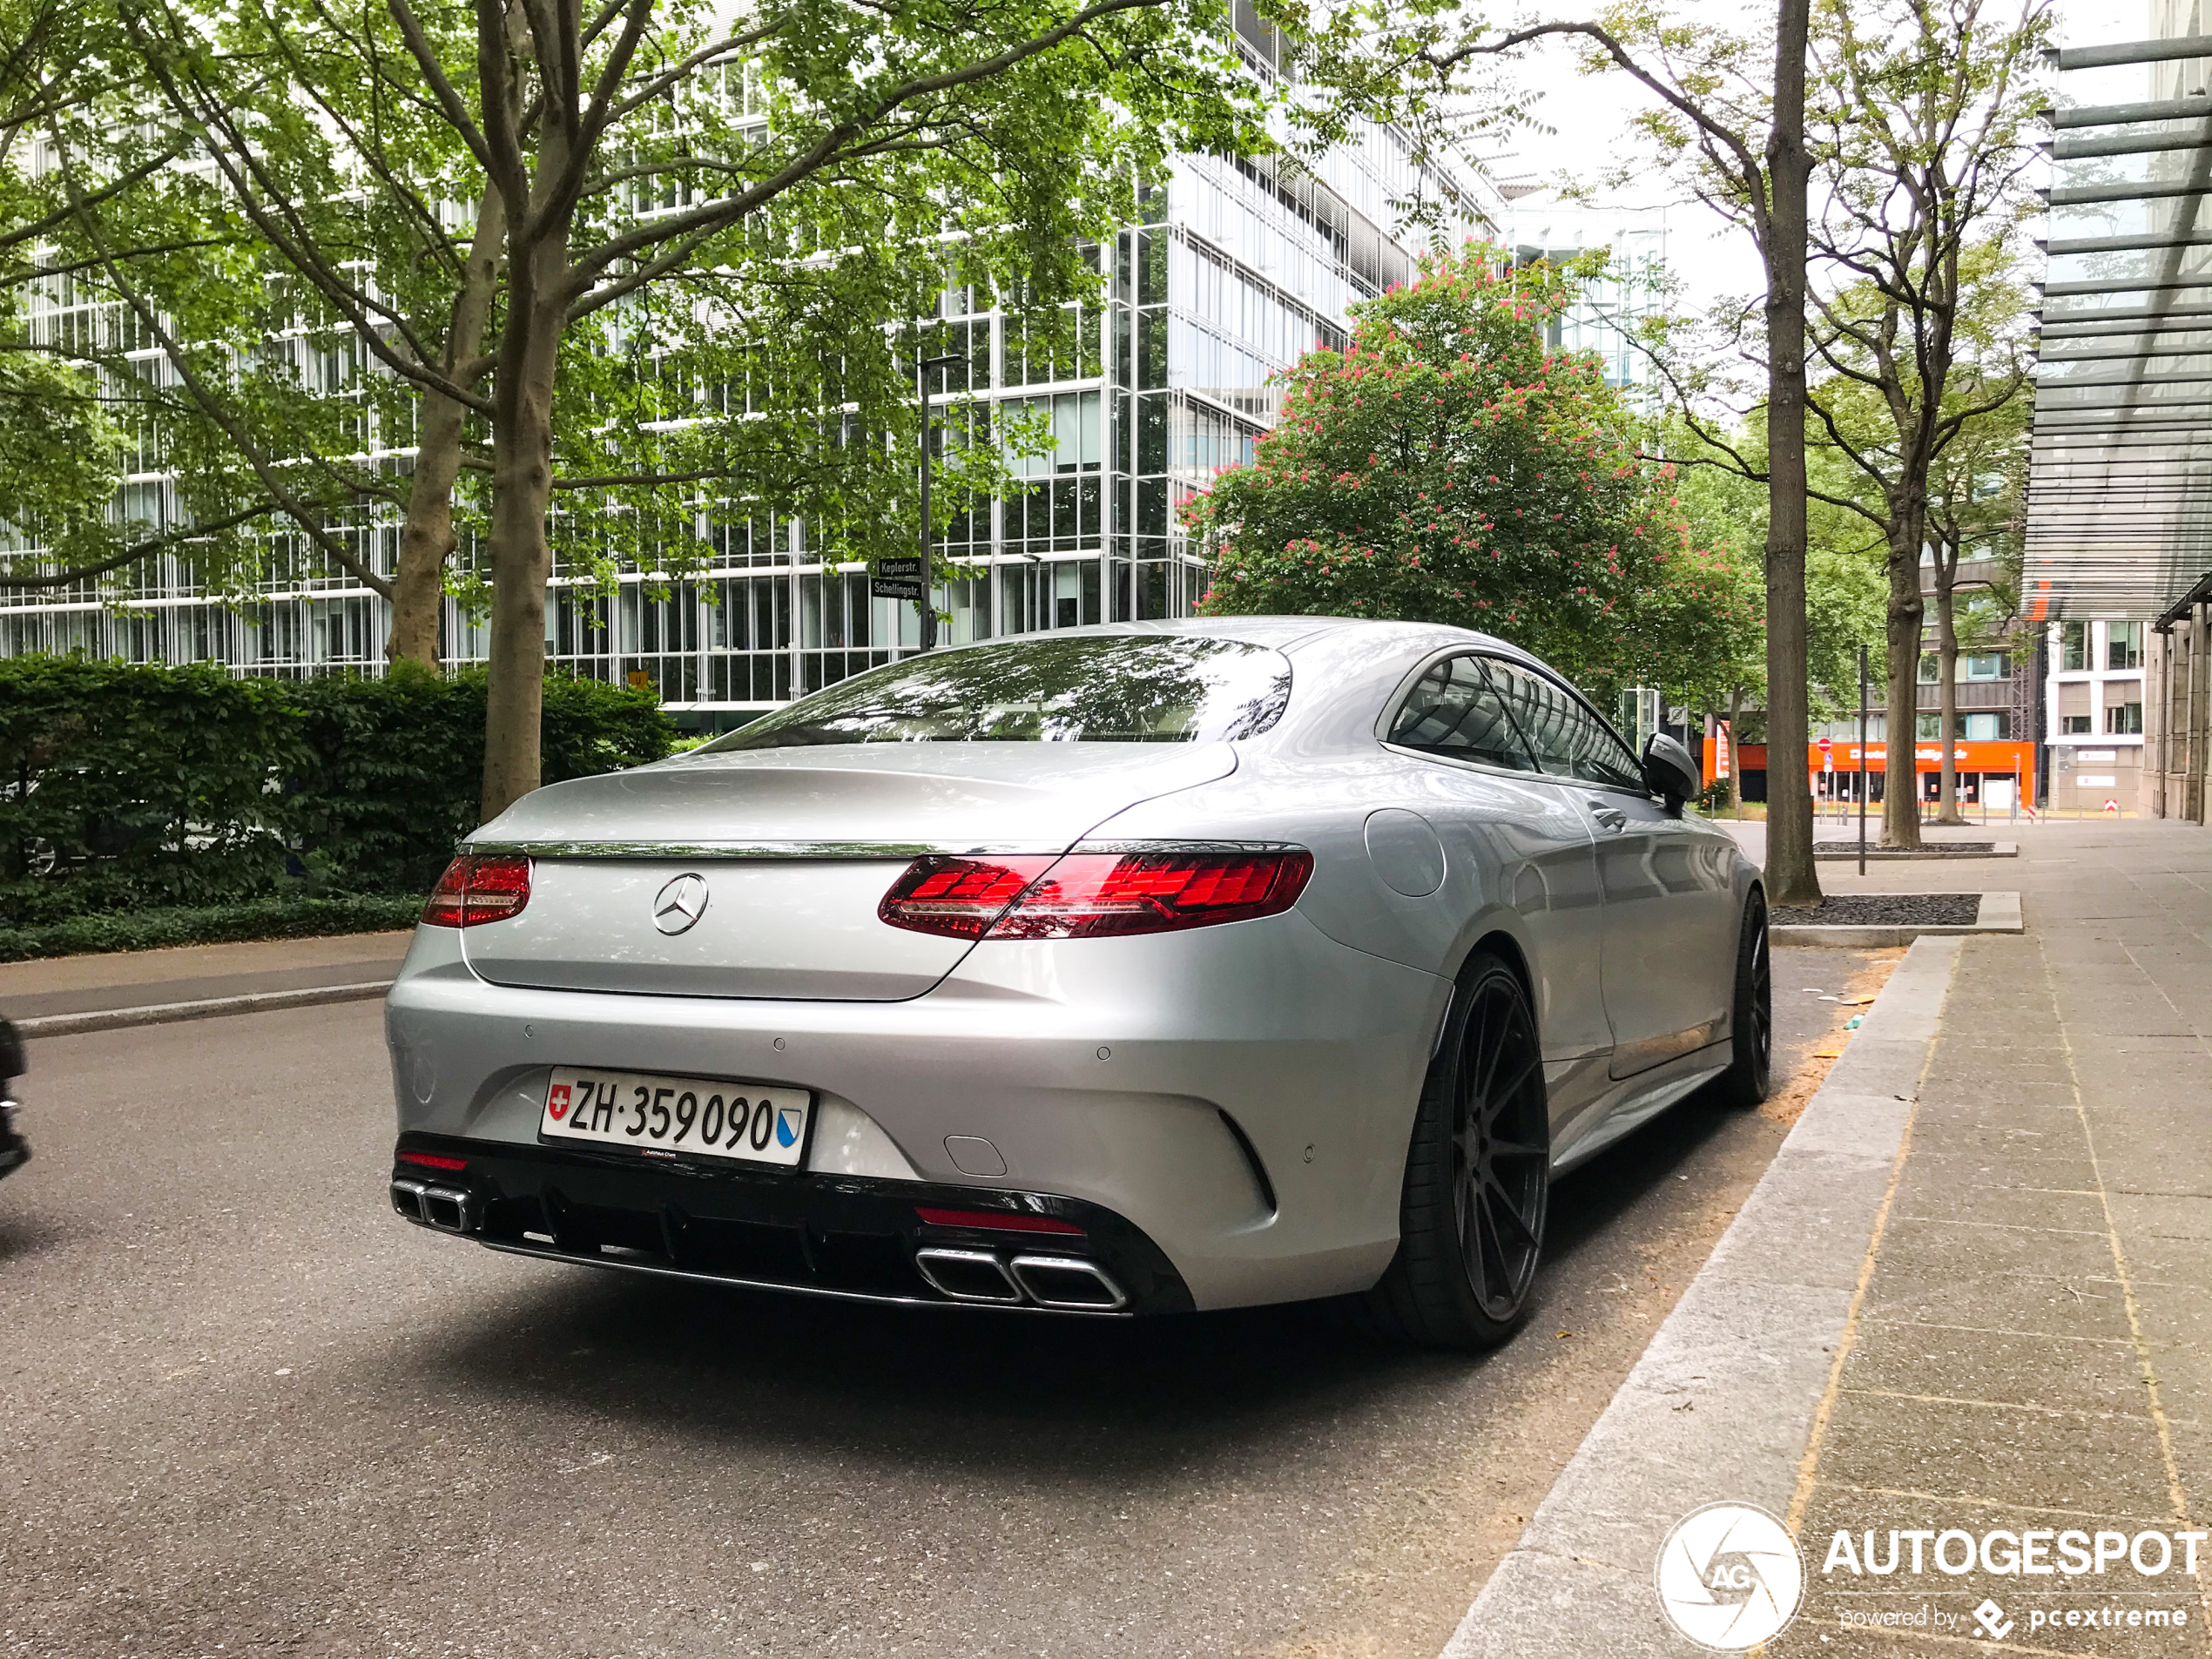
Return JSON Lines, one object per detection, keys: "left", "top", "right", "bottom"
{"left": 1588, "top": 800, "right": 1629, "bottom": 833}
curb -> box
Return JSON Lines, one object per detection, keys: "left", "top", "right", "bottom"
{"left": 1770, "top": 890, "right": 2020, "bottom": 948}
{"left": 1440, "top": 933, "right": 1965, "bottom": 1658}
{"left": 19, "top": 980, "right": 392, "bottom": 1038}
{"left": 1813, "top": 840, "right": 2017, "bottom": 861}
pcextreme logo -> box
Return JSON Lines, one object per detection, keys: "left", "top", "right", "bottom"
{"left": 1655, "top": 1501, "right": 1806, "bottom": 1651}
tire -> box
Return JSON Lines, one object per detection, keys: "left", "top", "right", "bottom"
{"left": 1366, "top": 952, "right": 1551, "bottom": 1351}
{"left": 1716, "top": 890, "right": 1773, "bottom": 1108}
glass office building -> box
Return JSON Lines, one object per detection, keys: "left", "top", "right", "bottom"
{"left": 0, "top": 114, "right": 1495, "bottom": 727}
{"left": 1497, "top": 193, "right": 1669, "bottom": 395}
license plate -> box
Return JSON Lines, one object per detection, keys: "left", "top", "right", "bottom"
{"left": 540, "top": 1067, "right": 811, "bottom": 1167}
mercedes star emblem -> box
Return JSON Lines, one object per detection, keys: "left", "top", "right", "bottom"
{"left": 651, "top": 873, "right": 710, "bottom": 935}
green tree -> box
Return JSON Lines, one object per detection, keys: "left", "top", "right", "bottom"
{"left": 98, "top": 0, "right": 1275, "bottom": 821}
{"left": 1800, "top": 0, "right": 2046, "bottom": 846}
{"left": 0, "top": 0, "right": 339, "bottom": 601}
{"left": 1190, "top": 245, "right": 1761, "bottom": 711}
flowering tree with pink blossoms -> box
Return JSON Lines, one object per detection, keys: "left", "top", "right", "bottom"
{"left": 1190, "top": 244, "right": 1759, "bottom": 709}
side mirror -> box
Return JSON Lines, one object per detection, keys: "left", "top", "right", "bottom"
{"left": 1642, "top": 732, "right": 1701, "bottom": 809}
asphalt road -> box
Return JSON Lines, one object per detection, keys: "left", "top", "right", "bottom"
{"left": 0, "top": 948, "right": 1878, "bottom": 1659}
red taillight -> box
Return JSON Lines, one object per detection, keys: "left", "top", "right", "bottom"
{"left": 421, "top": 854, "right": 532, "bottom": 928}
{"left": 397, "top": 1150, "right": 469, "bottom": 1171}
{"left": 879, "top": 855, "right": 1058, "bottom": 938}
{"left": 914, "top": 1206, "right": 1086, "bottom": 1237}
{"left": 992, "top": 852, "right": 1313, "bottom": 938}
{"left": 880, "top": 850, "right": 1312, "bottom": 941}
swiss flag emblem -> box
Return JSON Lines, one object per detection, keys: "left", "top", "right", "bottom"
{"left": 548, "top": 1082, "right": 571, "bottom": 1121}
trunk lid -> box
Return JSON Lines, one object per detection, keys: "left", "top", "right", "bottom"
{"left": 459, "top": 744, "right": 1235, "bottom": 1000}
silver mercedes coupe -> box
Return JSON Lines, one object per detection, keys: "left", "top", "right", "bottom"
{"left": 385, "top": 617, "right": 1769, "bottom": 1349}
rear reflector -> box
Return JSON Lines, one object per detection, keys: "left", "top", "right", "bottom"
{"left": 421, "top": 854, "right": 532, "bottom": 928}
{"left": 914, "top": 1205, "right": 1087, "bottom": 1237}
{"left": 397, "top": 1150, "right": 469, "bottom": 1171}
{"left": 881, "top": 850, "right": 1312, "bottom": 941}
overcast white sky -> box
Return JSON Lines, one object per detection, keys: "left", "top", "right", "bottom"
{"left": 1445, "top": 0, "right": 2117, "bottom": 315}
{"left": 1450, "top": 26, "right": 1767, "bottom": 313}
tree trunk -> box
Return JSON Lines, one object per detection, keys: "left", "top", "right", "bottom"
{"left": 1881, "top": 510, "right": 1925, "bottom": 848}
{"left": 1761, "top": 0, "right": 1819, "bottom": 907}
{"left": 1935, "top": 542, "right": 1965, "bottom": 825}
{"left": 387, "top": 190, "right": 505, "bottom": 671}
{"left": 1726, "top": 683, "right": 1744, "bottom": 816}
{"left": 478, "top": 239, "right": 569, "bottom": 824}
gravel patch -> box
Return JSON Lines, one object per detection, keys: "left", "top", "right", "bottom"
{"left": 1772, "top": 893, "right": 1982, "bottom": 928}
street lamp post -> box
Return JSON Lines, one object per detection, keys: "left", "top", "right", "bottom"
{"left": 915, "top": 350, "right": 964, "bottom": 651}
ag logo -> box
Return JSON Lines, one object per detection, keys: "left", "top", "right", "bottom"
{"left": 1655, "top": 1501, "right": 1804, "bottom": 1651}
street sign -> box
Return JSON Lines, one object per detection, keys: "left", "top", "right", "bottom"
{"left": 872, "top": 556, "right": 924, "bottom": 602}
{"left": 1817, "top": 736, "right": 1832, "bottom": 756}
{"left": 2105, "top": 798, "right": 2120, "bottom": 815}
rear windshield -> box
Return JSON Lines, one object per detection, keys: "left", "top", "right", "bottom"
{"left": 700, "top": 637, "right": 1292, "bottom": 750}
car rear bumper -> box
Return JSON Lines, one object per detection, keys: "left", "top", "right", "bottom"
{"left": 391, "top": 1133, "right": 1193, "bottom": 1315}
{"left": 384, "top": 911, "right": 1449, "bottom": 1311}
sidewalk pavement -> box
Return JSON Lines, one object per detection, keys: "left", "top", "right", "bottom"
{"left": 1453, "top": 818, "right": 2212, "bottom": 1656}
{"left": 3, "top": 931, "right": 411, "bottom": 1028}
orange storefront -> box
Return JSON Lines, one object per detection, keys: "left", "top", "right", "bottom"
{"left": 1703, "top": 736, "right": 2038, "bottom": 808}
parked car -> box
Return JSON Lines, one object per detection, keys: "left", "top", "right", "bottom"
{"left": 0, "top": 1015, "right": 25, "bottom": 1180}
{"left": 384, "top": 619, "right": 1768, "bottom": 1349}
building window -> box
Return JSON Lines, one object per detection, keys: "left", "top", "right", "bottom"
{"left": 2107, "top": 621, "right": 2142, "bottom": 671}
{"left": 1925, "top": 711, "right": 2013, "bottom": 739}
{"left": 1965, "top": 652, "right": 2006, "bottom": 680}
{"left": 1918, "top": 653, "right": 1939, "bottom": 685}
{"left": 2061, "top": 621, "right": 2087, "bottom": 672}
{"left": 2061, "top": 713, "right": 2093, "bottom": 734}
{"left": 2106, "top": 701, "right": 2144, "bottom": 735}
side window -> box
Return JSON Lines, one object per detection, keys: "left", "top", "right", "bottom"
{"left": 1386, "top": 655, "right": 1537, "bottom": 771}
{"left": 1483, "top": 659, "right": 1647, "bottom": 791}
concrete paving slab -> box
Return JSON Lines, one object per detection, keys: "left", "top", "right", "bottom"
{"left": 2107, "top": 1193, "right": 2212, "bottom": 1239}
{"left": 1891, "top": 1180, "right": 2112, "bottom": 1233}
{"left": 1896, "top": 1148, "right": 2104, "bottom": 1193}
{"left": 1813, "top": 1391, "right": 2176, "bottom": 1518}
{"left": 1842, "top": 1317, "right": 2161, "bottom": 1418}
{"left": 1854, "top": 1259, "right": 2141, "bottom": 1343}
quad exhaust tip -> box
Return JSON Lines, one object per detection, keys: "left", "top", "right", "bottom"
{"left": 390, "top": 1177, "right": 478, "bottom": 1236}
{"left": 913, "top": 1246, "right": 1024, "bottom": 1304}
{"left": 914, "top": 1245, "right": 1128, "bottom": 1312}
{"left": 1010, "top": 1254, "right": 1129, "bottom": 1311}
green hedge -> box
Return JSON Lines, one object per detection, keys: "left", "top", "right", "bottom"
{"left": 0, "top": 894, "right": 426, "bottom": 961}
{"left": 0, "top": 658, "right": 672, "bottom": 927}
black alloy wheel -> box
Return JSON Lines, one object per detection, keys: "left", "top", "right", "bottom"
{"left": 1718, "top": 890, "right": 1773, "bottom": 1108}
{"left": 1368, "top": 952, "right": 1551, "bottom": 1351}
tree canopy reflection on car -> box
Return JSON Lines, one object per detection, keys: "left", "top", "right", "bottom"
{"left": 700, "top": 637, "right": 1292, "bottom": 748}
